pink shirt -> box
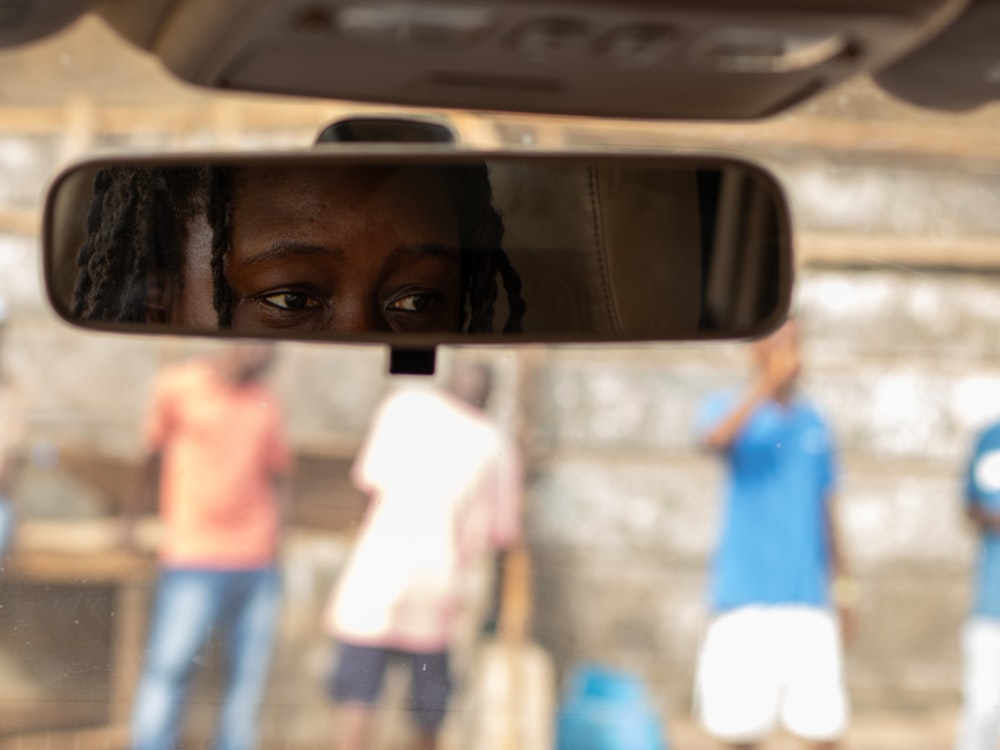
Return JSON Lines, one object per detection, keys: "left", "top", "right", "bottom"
{"left": 325, "top": 387, "right": 522, "bottom": 651}
{"left": 144, "top": 360, "right": 291, "bottom": 569}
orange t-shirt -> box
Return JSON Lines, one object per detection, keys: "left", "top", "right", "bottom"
{"left": 144, "top": 360, "right": 291, "bottom": 569}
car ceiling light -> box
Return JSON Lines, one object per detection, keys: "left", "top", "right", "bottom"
{"left": 335, "top": 3, "right": 494, "bottom": 46}
{"left": 693, "top": 27, "right": 852, "bottom": 73}
{"left": 598, "top": 24, "right": 675, "bottom": 69}
{"left": 507, "top": 18, "right": 592, "bottom": 61}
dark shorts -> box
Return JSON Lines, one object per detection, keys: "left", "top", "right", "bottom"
{"left": 328, "top": 642, "right": 451, "bottom": 730}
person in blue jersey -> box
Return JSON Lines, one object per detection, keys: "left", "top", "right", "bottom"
{"left": 954, "top": 424, "right": 1000, "bottom": 750}
{"left": 694, "top": 319, "right": 854, "bottom": 750}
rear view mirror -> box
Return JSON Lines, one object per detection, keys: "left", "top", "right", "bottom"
{"left": 44, "top": 151, "right": 792, "bottom": 344}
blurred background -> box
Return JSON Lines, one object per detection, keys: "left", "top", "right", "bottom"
{"left": 2, "top": 13, "right": 1000, "bottom": 750}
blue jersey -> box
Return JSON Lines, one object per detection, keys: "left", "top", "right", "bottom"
{"left": 697, "top": 391, "right": 838, "bottom": 612}
{"left": 963, "top": 423, "right": 1000, "bottom": 620}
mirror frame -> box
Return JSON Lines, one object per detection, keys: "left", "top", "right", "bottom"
{"left": 43, "top": 145, "right": 794, "bottom": 346}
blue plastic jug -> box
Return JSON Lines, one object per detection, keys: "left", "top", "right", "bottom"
{"left": 556, "top": 664, "right": 669, "bottom": 750}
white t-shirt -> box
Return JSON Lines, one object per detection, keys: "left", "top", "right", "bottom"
{"left": 325, "top": 386, "right": 522, "bottom": 651}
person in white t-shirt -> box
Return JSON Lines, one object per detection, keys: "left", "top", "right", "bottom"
{"left": 324, "top": 362, "right": 523, "bottom": 750}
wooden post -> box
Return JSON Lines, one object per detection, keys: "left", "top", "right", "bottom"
{"left": 110, "top": 575, "right": 149, "bottom": 724}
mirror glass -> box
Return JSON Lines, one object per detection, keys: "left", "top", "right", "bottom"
{"left": 44, "top": 154, "right": 792, "bottom": 342}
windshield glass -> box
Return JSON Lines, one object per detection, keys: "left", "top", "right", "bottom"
{"left": 1, "top": 13, "right": 999, "bottom": 750}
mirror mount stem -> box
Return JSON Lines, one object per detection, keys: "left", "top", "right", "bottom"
{"left": 315, "top": 116, "right": 458, "bottom": 146}
{"left": 389, "top": 347, "right": 437, "bottom": 376}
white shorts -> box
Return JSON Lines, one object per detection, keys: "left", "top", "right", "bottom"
{"left": 695, "top": 605, "right": 848, "bottom": 743}
{"left": 955, "top": 617, "right": 1000, "bottom": 750}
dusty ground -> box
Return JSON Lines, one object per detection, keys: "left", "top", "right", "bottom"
{"left": 4, "top": 708, "right": 963, "bottom": 749}
{"left": 668, "top": 709, "right": 960, "bottom": 750}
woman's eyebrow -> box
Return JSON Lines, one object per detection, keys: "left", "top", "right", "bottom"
{"left": 239, "top": 241, "right": 460, "bottom": 268}
{"left": 392, "top": 243, "right": 460, "bottom": 264}
{"left": 239, "top": 241, "right": 342, "bottom": 267}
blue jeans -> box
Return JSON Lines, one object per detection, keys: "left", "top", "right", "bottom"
{"left": 130, "top": 567, "right": 280, "bottom": 750}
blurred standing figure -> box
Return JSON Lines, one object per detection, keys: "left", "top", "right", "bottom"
{"left": 0, "top": 299, "right": 24, "bottom": 563}
{"left": 955, "top": 421, "right": 1000, "bottom": 750}
{"left": 0, "top": 297, "right": 24, "bottom": 569}
{"left": 127, "top": 343, "right": 292, "bottom": 750}
{"left": 324, "top": 362, "right": 522, "bottom": 750}
{"left": 694, "top": 319, "right": 853, "bottom": 750}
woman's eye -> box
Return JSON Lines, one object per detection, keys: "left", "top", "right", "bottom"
{"left": 259, "top": 291, "right": 320, "bottom": 312}
{"left": 387, "top": 293, "right": 437, "bottom": 313}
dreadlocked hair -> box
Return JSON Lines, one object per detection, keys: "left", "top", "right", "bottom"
{"left": 72, "top": 165, "right": 208, "bottom": 323}
{"left": 206, "top": 167, "right": 235, "bottom": 327}
{"left": 447, "top": 164, "right": 525, "bottom": 334}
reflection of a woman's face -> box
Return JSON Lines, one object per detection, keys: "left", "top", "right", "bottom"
{"left": 182, "top": 165, "right": 463, "bottom": 334}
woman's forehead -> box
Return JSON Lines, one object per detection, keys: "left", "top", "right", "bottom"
{"left": 232, "top": 164, "right": 452, "bottom": 201}
{"left": 229, "top": 164, "right": 462, "bottom": 244}
{"left": 226, "top": 166, "right": 460, "bottom": 247}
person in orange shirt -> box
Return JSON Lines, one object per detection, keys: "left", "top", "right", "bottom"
{"left": 126, "top": 342, "right": 292, "bottom": 750}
